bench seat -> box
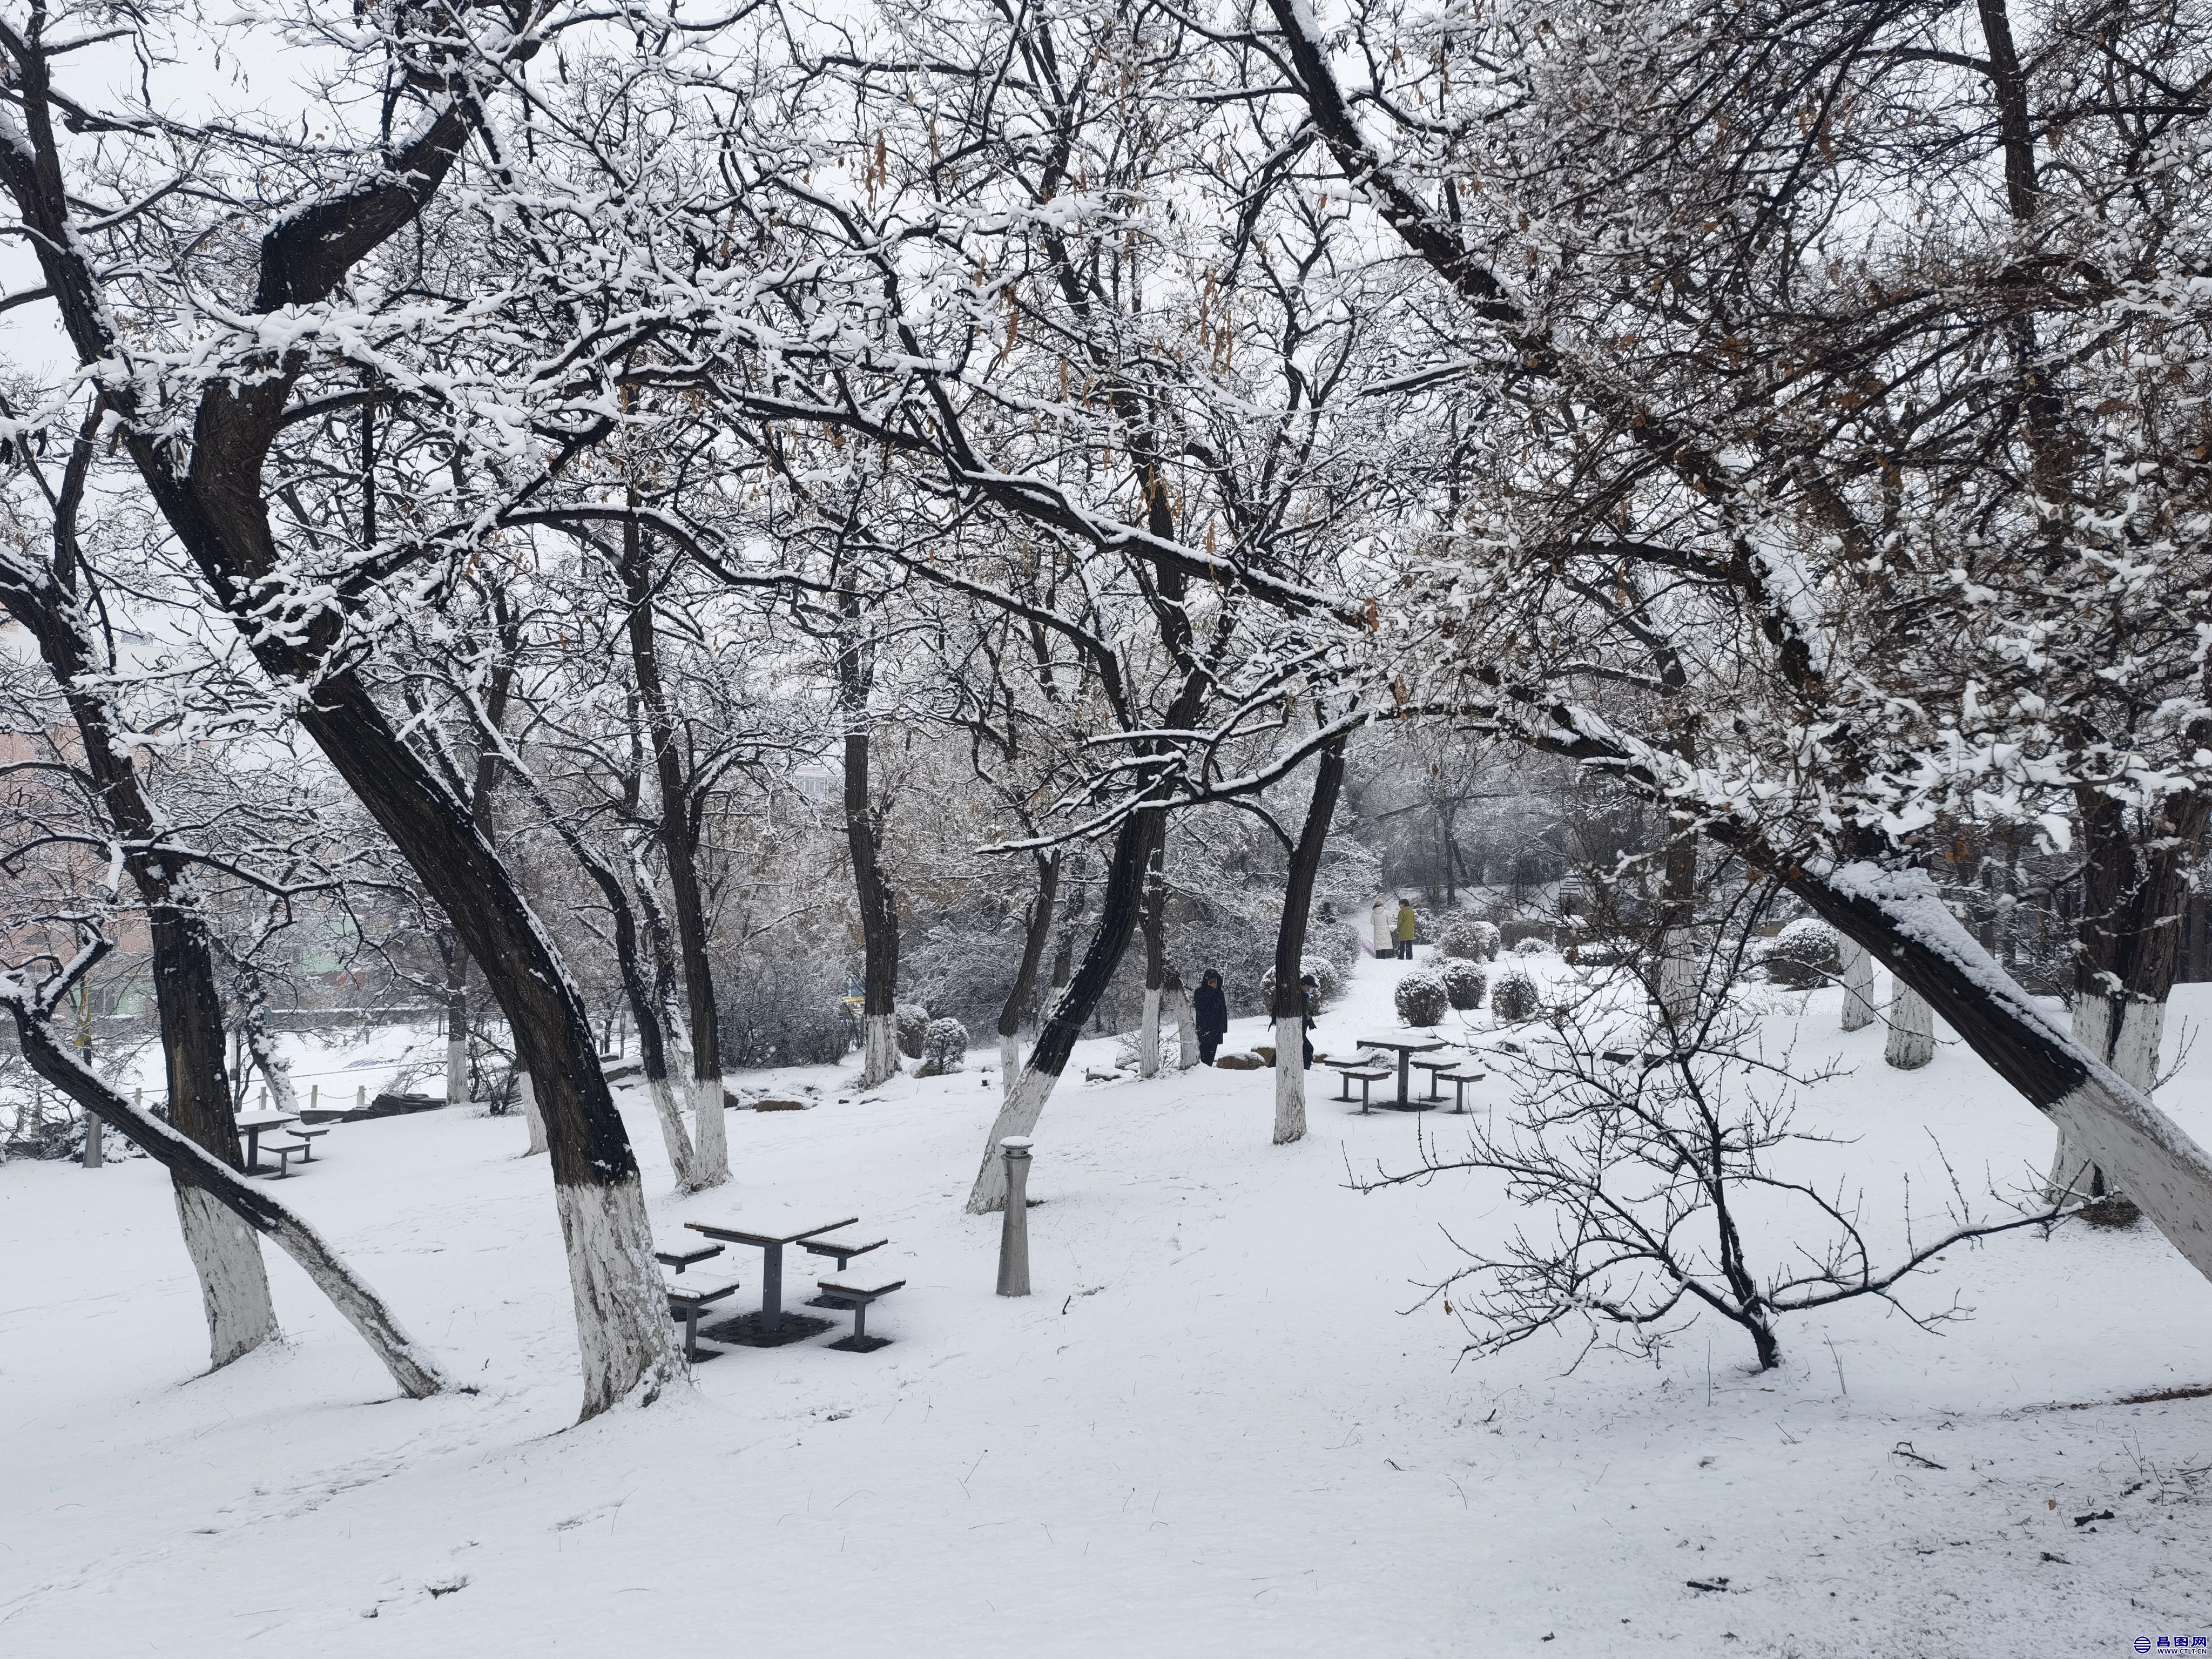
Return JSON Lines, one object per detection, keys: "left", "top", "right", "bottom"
{"left": 655, "top": 1242, "right": 725, "bottom": 1273}
{"left": 815, "top": 1276, "right": 906, "bottom": 1353}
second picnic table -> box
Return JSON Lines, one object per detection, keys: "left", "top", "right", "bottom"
{"left": 232, "top": 1109, "right": 300, "bottom": 1175}
{"left": 1351, "top": 1036, "right": 1446, "bottom": 1109}
{"left": 686, "top": 1216, "right": 858, "bottom": 1340}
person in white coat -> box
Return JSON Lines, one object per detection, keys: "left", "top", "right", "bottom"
{"left": 1370, "top": 900, "right": 1393, "bottom": 957}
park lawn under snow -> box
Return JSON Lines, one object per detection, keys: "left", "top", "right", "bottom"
{"left": 5, "top": 949, "right": 2212, "bottom": 1657}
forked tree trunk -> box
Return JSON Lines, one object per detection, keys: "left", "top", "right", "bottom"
{"left": 968, "top": 810, "right": 1158, "bottom": 1212}
{"left": 6, "top": 989, "right": 444, "bottom": 1398}
{"left": 1837, "top": 939, "right": 1878, "bottom": 1031}
{"left": 1270, "top": 737, "right": 1350, "bottom": 1147}
{"left": 1884, "top": 983, "right": 1936, "bottom": 1069}
{"left": 0, "top": 565, "right": 275, "bottom": 1371}
{"left": 3, "top": 57, "right": 677, "bottom": 1418}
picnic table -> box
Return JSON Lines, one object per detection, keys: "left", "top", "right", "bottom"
{"left": 686, "top": 1216, "right": 857, "bottom": 1346}
{"left": 232, "top": 1109, "right": 300, "bottom": 1175}
{"left": 1351, "top": 1036, "right": 1446, "bottom": 1109}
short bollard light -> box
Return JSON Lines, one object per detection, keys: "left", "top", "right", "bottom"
{"left": 996, "top": 1136, "right": 1033, "bottom": 1297}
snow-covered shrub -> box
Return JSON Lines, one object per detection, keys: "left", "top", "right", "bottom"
{"left": 1259, "top": 955, "right": 1339, "bottom": 1014}
{"left": 1394, "top": 968, "right": 1449, "bottom": 1027}
{"left": 716, "top": 956, "right": 853, "bottom": 1067}
{"left": 1492, "top": 967, "right": 1540, "bottom": 1023}
{"left": 1441, "top": 959, "right": 1487, "bottom": 1011}
{"left": 1512, "top": 935, "right": 1553, "bottom": 957}
{"left": 917, "top": 1017, "right": 969, "bottom": 1076}
{"left": 895, "top": 1003, "right": 932, "bottom": 1060}
{"left": 1764, "top": 918, "right": 1842, "bottom": 988}
{"left": 1438, "top": 918, "right": 1501, "bottom": 961}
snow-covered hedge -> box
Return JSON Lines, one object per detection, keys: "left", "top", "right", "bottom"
{"left": 1441, "top": 959, "right": 1487, "bottom": 1011}
{"left": 1512, "top": 935, "right": 1553, "bottom": 957}
{"left": 1764, "top": 918, "right": 1842, "bottom": 988}
{"left": 918, "top": 1017, "right": 969, "bottom": 1076}
{"left": 1394, "top": 968, "right": 1449, "bottom": 1027}
{"left": 895, "top": 1003, "right": 932, "bottom": 1060}
{"left": 1492, "top": 967, "right": 1541, "bottom": 1023}
{"left": 1438, "top": 918, "right": 1502, "bottom": 961}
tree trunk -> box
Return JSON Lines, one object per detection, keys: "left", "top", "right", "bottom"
{"left": 1655, "top": 817, "right": 1699, "bottom": 1023}
{"left": 996, "top": 851, "right": 1060, "bottom": 1085}
{"left": 520, "top": 1072, "right": 549, "bottom": 1157}
{"left": 623, "top": 517, "right": 728, "bottom": 1189}
{"left": 1884, "top": 983, "right": 1936, "bottom": 1069}
{"left": 1837, "top": 938, "right": 1878, "bottom": 1031}
{"left": 1168, "top": 970, "right": 1199, "bottom": 1070}
{"left": 1782, "top": 861, "right": 2212, "bottom": 1281}
{"left": 839, "top": 586, "right": 901, "bottom": 1090}
{"left": 1271, "top": 737, "right": 1350, "bottom": 1146}
{"left": 1138, "top": 842, "right": 1167, "bottom": 1078}
{"left": 967, "top": 810, "right": 1159, "bottom": 1212}
{"left": 2048, "top": 790, "right": 2209, "bottom": 1200}
{"left": 6, "top": 988, "right": 444, "bottom": 1398}
{"left": 626, "top": 848, "right": 703, "bottom": 1188}
{"left": 443, "top": 940, "right": 469, "bottom": 1106}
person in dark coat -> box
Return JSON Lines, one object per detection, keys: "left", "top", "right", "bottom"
{"left": 1193, "top": 969, "right": 1229, "bottom": 1065}
{"left": 1299, "top": 972, "right": 1320, "bottom": 1069}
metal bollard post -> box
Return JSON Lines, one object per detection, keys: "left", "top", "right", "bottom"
{"left": 996, "top": 1137, "right": 1033, "bottom": 1297}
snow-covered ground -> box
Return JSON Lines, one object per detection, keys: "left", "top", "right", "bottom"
{"left": 5, "top": 949, "right": 2212, "bottom": 1656}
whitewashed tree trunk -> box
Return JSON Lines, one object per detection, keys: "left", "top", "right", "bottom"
{"left": 1171, "top": 987, "right": 1199, "bottom": 1071}
{"left": 690, "top": 1075, "right": 730, "bottom": 1190}
{"left": 2051, "top": 993, "right": 2166, "bottom": 1201}
{"left": 999, "top": 1030, "right": 1022, "bottom": 1083}
{"left": 967, "top": 1065, "right": 1057, "bottom": 1212}
{"left": 554, "top": 1176, "right": 687, "bottom": 1415}
{"left": 174, "top": 1184, "right": 279, "bottom": 1368}
{"left": 519, "top": 1072, "right": 548, "bottom": 1157}
{"left": 643, "top": 1071, "right": 698, "bottom": 1189}
{"left": 862, "top": 1013, "right": 900, "bottom": 1088}
{"left": 446, "top": 1033, "right": 468, "bottom": 1105}
{"left": 1656, "top": 929, "right": 1697, "bottom": 1024}
{"left": 1272, "top": 1014, "right": 1307, "bottom": 1144}
{"left": 82, "top": 1114, "right": 102, "bottom": 1168}
{"left": 1838, "top": 939, "right": 1878, "bottom": 1031}
{"left": 1884, "top": 983, "right": 1936, "bottom": 1068}
{"left": 1139, "top": 987, "right": 1163, "bottom": 1078}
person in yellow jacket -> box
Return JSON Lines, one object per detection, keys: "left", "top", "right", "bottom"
{"left": 1394, "top": 898, "right": 1418, "bottom": 959}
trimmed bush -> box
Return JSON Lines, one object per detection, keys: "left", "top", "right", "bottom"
{"left": 895, "top": 1003, "right": 931, "bottom": 1060}
{"left": 1512, "top": 935, "right": 1553, "bottom": 957}
{"left": 1765, "top": 917, "right": 1842, "bottom": 988}
{"left": 1441, "top": 959, "right": 1487, "bottom": 1010}
{"left": 1394, "top": 968, "right": 1449, "bottom": 1027}
{"left": 1492, "top": 967, "right": 1540, "bottom": 1023}
{"left": 918, "top": 1016, "right": 969, "bottom": 1076}
{"left": 1438, "top": 918, "right": 1502, "bottom": 961}
{"left": 1259, "top": 955, "right": 1339, "bottom": 1015}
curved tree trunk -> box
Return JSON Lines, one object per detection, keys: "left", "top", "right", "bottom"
{"left": 1271, "top": 737, "right": 1350, "bottom": 1146}
{"left": 968, "top": 810, "right": 1158, "bottom": 1212}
